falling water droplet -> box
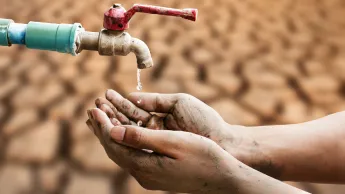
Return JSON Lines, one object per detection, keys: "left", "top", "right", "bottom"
{"left": 136, "top": 68, "right": 143, "bottom": 104}
{"left": 136, "top": 69, "right": 142, "bottom": 91}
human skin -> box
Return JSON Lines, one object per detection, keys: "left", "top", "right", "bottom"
{"left": 96, "top": 90, "right": 345, "bottom": 183}
{"left": 86, "top": 108, "right": 308, "bottom": 194}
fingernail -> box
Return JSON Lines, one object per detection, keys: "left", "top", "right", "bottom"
{"left": 110, "top": 126, "right": 126, "bottom": 142}
{"left": 105, "top": 89, "right": 111, "bottom": 99}
{"left": 87, "top": 110, "right": 93, "bottom": 119}
{"left": 95, "top": 98, "right": 101, "bottom": 107}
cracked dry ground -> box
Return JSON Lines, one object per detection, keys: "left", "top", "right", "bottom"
{"left": 1, "top": 0, "right": 345, "bottom": 193}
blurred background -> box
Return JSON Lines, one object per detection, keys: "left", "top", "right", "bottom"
{"left": 0, "top": 0, "right": 345, "bottom": 193}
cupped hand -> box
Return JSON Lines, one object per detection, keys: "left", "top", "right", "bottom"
{"left": 86, "top": 108, "right": 308, "bottom": 194}
{"left": 95, "top": 90, "right": 242, "bottom": 150}
{"left": 86, "top": 108, "right": 237, "bottom": 194}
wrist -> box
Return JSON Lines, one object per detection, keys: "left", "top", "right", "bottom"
{"left": 195, "top": 152, "right": 243, "bottom": 194}
{"left": 216, "top": 124, "right": 257, "bottom": 164}
{"left": 219, "top": 123, "right": 284, "bottom": 179}
{"left": 219, "top": 157, "right": 310, "bottom": 194}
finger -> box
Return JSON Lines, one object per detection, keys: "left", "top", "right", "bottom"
{"left": 99, "top": 104, "right": 116, "bottom": 118}
{"left": 86, "top": 119, "right": 95, "bottom": 134}
{"left": 89, "top": 108, "right": 155, "bottom": 169}
{"left": 115, "top": 111, "right": 132, "bottom": 125}
{"left": 95, "top": 97, "right": 117, "bottom": 116}
{"left": 164, "top": 114, "right": 181, "bottom": 131}
{"left": 90, "top": 109, "right": 141, "bottom": 143}
{"left": 106, "top": 90, "right": 151, "bottom": 124}
{"left": 127, "top": 92, "right": 181, "bottom": 113}
{"left": 87, "top": 109, "right": 105, "bottom": 141}
{"left": 110, "top": 117, "right": 121, "bottom": 126}
{"left": 146, "top": 115, "right": 166, "bottom": 130}
{"left": 90, "top": 108, "right": 117, "bottom": 140}
{"left": 99, "top": 104, "right": 131, "bottom": 126}
{"left": 96, "top": 97, "right": 131, "bottom": 125}
{"left": 109, "top": 125, "right": 180, "bottom": 158}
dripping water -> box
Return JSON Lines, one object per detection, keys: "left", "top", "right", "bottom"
{"left": 136, "top": 69, "right": 143, "bottom": 126}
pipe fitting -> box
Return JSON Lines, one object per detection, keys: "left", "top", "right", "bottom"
{"left": 25, "top": 22, "right": 84, "bottom": 55}
{"left": 0, "top": 19, "right": 14, "bottom": 46}
{"left": 78, "top": 30, "right": 153, "bottom": 69}
{"left": 129, "top": 38, "right": 154, "bottom": 69}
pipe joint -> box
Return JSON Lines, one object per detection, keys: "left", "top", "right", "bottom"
{"left": 0, "top": 19, "right": 13, "bottom": 46}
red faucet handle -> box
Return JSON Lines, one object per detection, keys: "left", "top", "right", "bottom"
{"left": 126, "top": 4, "right": 198, "bottom": 22}
{"left": 104, "top": 4, "right": 198, "bottom": 31}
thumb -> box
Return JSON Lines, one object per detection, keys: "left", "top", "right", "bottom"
{"left": 110, "top": 125, "right": 180, "bottom": 158}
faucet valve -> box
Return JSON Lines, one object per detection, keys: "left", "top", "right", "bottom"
{"left": 104, "top": 4, "right": 198, "bottom": 31}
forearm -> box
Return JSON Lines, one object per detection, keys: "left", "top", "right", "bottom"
{"left": 234, "top": 163, "right": 309, "bottom": 194}
{"left": 225, "top": 111, "right": 345, "bottom": 183}
{"left": 197, "top": 155, "right": 309, "bottom": 194}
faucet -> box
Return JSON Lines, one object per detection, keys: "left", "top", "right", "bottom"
{"left": 0, "top": 4, "right": 197, "bottom": 69}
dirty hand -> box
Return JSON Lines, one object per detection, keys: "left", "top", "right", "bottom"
{"left": 86, "top": 108, "right": 308, "bottom": 194}
{"left": 95, "top": 90, "right": 248, "bottom": 163}
{"left": 95, "top": 90, "right": 237, "bottom": 146}
{"left": 86, "top": 108, "right": 238, "bottom": 194}
{"left": 94, "top": 90, "right": 345, "bottom": 183}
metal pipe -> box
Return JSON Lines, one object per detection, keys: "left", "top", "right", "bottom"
{"left": 76, "top": 31, "right": 99, "bottom": 53}
{"left": 129, "top": 38, "right": 153, "bottom": 69}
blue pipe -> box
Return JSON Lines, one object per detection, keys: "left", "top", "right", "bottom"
{"left": 0, "top": 18, "right": 84, "bottom": 55}
{"left": 0, "top": 19, "right": 12, "bottom": 46}
{"left": 8, "top": 23, "right": 27, "bottom": 45}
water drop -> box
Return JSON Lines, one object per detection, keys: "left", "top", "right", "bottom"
{"left": 136, "top": 69, "right": 142, "bottom": 91}
{"left": 136, "top": 69, "right": 143, "bottom": 104}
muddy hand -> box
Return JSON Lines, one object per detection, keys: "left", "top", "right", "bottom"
{"left": 100, "top": 90, "right": 254, "bottom": 167}
{"left": 119, "top": 91, "right": 236, "bottom": 146}
{"left": 86, "top": 108, "right": 308, "bottom": 194}
{"left": 86, "top": 108, "right": 238, "bottom": 194}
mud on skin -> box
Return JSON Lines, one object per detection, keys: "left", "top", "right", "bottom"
{"left": 97, "top": 91, "right": 285, "bottom": 179}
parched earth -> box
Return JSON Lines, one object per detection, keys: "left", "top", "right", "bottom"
{"left": 1, "top": 0, "right": 345, "bottom": 193}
